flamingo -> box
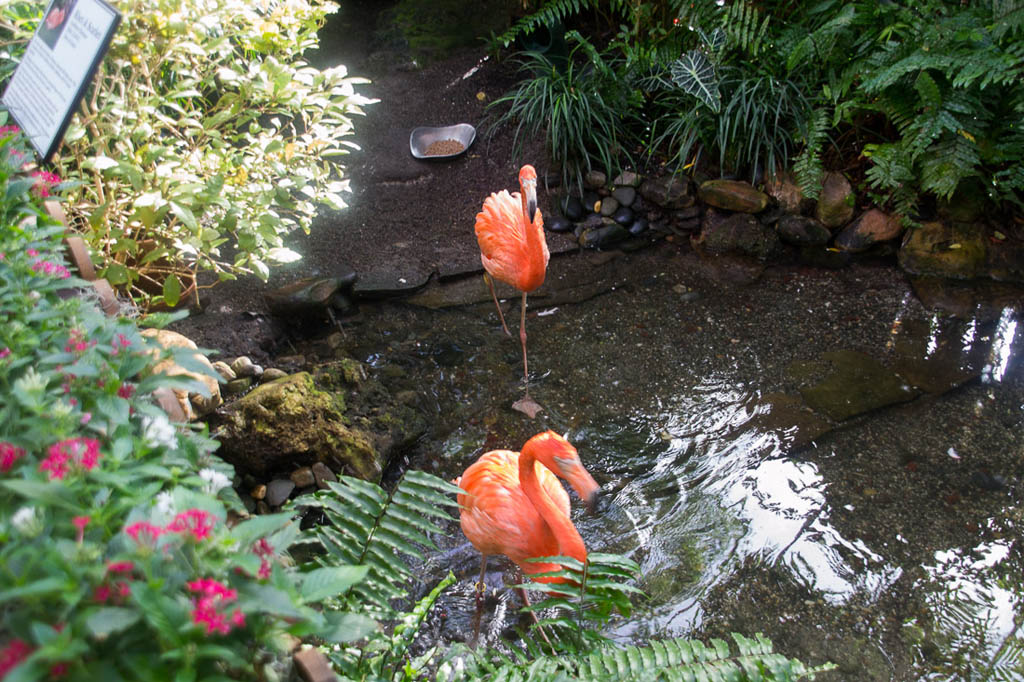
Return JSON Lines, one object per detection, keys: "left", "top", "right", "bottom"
{"left": 474, "top": 164, "right": 550, "bottom": 418}
{"left": 456, "top": 431, "right": 599, "bottom": 640}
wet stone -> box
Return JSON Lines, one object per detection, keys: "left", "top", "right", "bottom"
{"left": 794, "top": 350, "right": 920, "bottom": 422}
{"left": 815, "top": 171, "right": 855, "bottom": 228}
{"left": 612, "top": 185, "right": 636, "bottom": 207}
{"left": 311, "top": 462, "right": 337, "bottom": 490}
{"left": 231, "top": 356, "right": 256, "bottom": 377}
{"left": 582, "top": 191, "right": 601, "bottom": 213}
{"left": 224, "top": 377, "right": 253, "bottom": 395}
{"left": 598, "top": 196, "right": 619, "bottom": 217}
{"left": 613, "top": 170, "right": 641, "bottom": 187}
{"left": 612, "top": 206, "right": 634, "bottom": 226}
{"left": 584, "top": 169, "right": 607, "bottom": 189}
{"left": 546, "top": 215, "right": 574, "bottom": 233}
{"left": 640, "top": 175, "right": 691, "bottom": 210}
{"left": 265, "top": 479, "right": 296, "bottom": 506}
{"left": 291, "top": 466, "right": 316, "bottom": 488}
{"left": 777, "top": 215, "right": 832, "bottom": 246}
{"left": 698, "top": 179, "right": 769, "bottom": 214}
{"left": 352, "top": 265, "right": 432, "bottom": 299}
{"left": 262, "top": 367, "right": 288, "bottom": 382}
{"left": 834, "top": 208, "right": 903, "bottom": 253}
{"left": 264, "top": 273, "right": 357, "bottom": 317}
{"left": 629, "top": 217, "right": 649, "bottom": 235}
{"left": 212, "top": 361, "right": 236, "bottom": 381}
{"left": 561, "top": 195, "right": 584, "bottom": 221}
{"left": 580, "top": 223, "right": 630, "bottom": 249}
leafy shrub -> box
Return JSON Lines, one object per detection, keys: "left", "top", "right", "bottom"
{"left": 0, "top": 129, "right": 373, "bottom": 681}
{"left": 487, "top": 31, "right": 639, "bottom": 193}
{"left": 0, "top": 0, "right": 374, "bottom": 309}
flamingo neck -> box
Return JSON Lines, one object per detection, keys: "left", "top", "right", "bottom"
{"left": 518, "top": 444, "right": 587, "bottom": 564}
{"left": 518, "top": 185, "right": 546, "bottom": 289}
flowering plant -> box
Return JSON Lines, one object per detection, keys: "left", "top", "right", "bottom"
{"left": 0, "top": 133, "right": 374, "bottom": 680}
{"left": 0, "top": 0, "right": 373, "bottom": 308}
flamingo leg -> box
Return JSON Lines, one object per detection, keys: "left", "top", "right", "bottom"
{"left": 484, "top": 273, "right": 511, "bottom": 336}
{"left": 472, "top": 554, "right": 488, "bottom": 647}
{"left": 519, "top": 291, "right": 529, "bottom": 386}
{"left": 475, "top": 554, "right": 488, "bottom": 609}
{"left": 511, "top": 291, "right": 543, "bottom": 418}
{"left": 516, "top": 586, "right": 556, "bottom": 654}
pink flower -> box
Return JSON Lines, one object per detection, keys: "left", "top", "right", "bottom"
{"left": 0, "top": 125, "right": 20, "bottom": 137}
{"left": 73, "top": 515, "right": 90, "bottom": 543}
{"left": 254, "top": 538, "right": 274, "bottom": 579}
{"left": 93, "top": 584, "right": 112, "bottom": 603}
{"left": 187, "top": 579, "right": 244, "bottom": 635}
{"left": 167, "top": 509, "right": 216, "bottom": 542}
{"left": 0, "top": 347, "right": 10, "bottom": 359}
{"left": 111, "top": 333, "right": 132, "bottom": 355}
{"left": 116, "top": 382, "right": 135, "bottom": 399}
{"left": 26, "top": 248, "right": 38, "bottom": 257}
{"left": 0, "top": 442, "right": 25, "bottom": 472}
{"left": 106, "top": 561, "right": 134, "bottom": 574}
{"left": 80, "top": 412, "right": 92, "bottom": 425}
{"left": 50, "top": 661, "right": 69, "bottom": 678}
{"left": 38, "top": 449, "right": 71, "bottom": 480}
{"left": 31, "top": 259, "right": 71, "bottom": 279}
{"left": 40, "top": 437, "right": 102, "bottom": 479}
{"left": 0, "top": 638, "right": 33, "bottom": 677}
{"left": 125, "top": 521, "right": 163, "bottom": 545}
{"left": 63, "top": 329, "right": 93, "bottom": 354}
{"left": 30, "top": 170, "right": 60, "bottom": 198}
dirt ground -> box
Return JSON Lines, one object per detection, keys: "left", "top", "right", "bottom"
{"left": 172, "top": 0, "right": 574, "bottom": 357}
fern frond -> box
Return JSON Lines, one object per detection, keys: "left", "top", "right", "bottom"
{"left": 722, "top": 2, "right": 770, "bottom": 57}
{"left": 439, "top": 632, "right": 836, "bottom": 681}
{"left": 920, "top": 134, "right": 982, "bottom": 201}
{"left": 299, "top": 470, "right": 462, "bottom": 617}
{"left": 489, "top": 0, "right": 598, "bottom": 49}
{"left": 992, "top": 0, "right": 1024, "bottom": 40}
{"left": 793, "top": 107, "right": 828, "bottom": 200}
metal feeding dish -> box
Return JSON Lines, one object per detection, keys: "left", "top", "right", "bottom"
{"left": 409, "top": 123, "right": 476, "bottom": 159}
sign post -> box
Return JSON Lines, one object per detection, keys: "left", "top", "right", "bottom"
{"left": 2, "top": 0, "right": 120, "bottom": 162}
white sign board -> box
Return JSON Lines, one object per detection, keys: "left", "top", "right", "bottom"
{"left": 2, "top": 0, "right": 120, "bottom": 162}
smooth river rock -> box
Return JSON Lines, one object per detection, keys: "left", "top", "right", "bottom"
{"left": 697, "top": 179, "right": 769, "bottom": 214}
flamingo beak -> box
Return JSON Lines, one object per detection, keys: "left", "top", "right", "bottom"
{"left": 525, "top": 181, "right": 538, "bottom": 224}
{"left": 567, "top": 463, "right": 600, "bottom": 515}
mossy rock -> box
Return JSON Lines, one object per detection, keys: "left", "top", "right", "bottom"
{"left": 213, "top": 372, "right": 381, "bottom": 481}
{"left": 898, "top": 221, "right": 987, "bottom": 280}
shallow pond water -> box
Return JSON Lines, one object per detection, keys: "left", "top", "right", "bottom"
{"left": 317, "top": 247, "right": 1022, "bottom": 680}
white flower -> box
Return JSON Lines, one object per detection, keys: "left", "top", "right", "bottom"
{"left": 199, "top": 468, "right": 231, "bottom": 495}
{"left": 155, "top": 491, "right": 175, "bottom": 515}
{"left": 141, "top": 412, "right": 177, "bottom": 449}
{"left": 12, "top": 506, "right": 41, "bottom": 537}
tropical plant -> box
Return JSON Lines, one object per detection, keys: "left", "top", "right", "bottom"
{"left": 437, "top": 631, "right": 836, "bottom": 681}
{"left": 294, "top": 470, "right": 465, "bottom": 679}
{"left": 0, "top": 126, "right": 379, "bottom": 680}
{"left": 487, "top": 30, "right": 638, "bottom": 193}
{"left": 0, "top": 0, "right": 373, "bottom": 309}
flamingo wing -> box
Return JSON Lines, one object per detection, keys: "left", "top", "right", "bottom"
{"left": 474, "top": 191, "right": 549, "bottom": 292}
{"left": 458, "top": 450, "right": 570, "bottom": 565}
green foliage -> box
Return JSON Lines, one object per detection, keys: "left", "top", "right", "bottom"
{"left": 0, "top": 0, "right": 373, "bottom": 309}
{"left": 438, "top": 631, "right": 836, "bottom": 681}
{"left": 487, "top": 31, "right": 637, "bottom": 193}
{"left": 299, "top": 470, "right": 463, "bottom": 619}
{"left": 0, "top": 131, "right": 362, "bottom": 680}
{"left": 519, "top": 553, "right": 644, "bottom": 651}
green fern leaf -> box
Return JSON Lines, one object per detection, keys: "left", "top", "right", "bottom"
{"left": 300, "top": 470, "right": 459, "bottom": 616}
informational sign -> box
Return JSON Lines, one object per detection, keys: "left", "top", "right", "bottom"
{"left": 2, "top": 0, "right": 120, "bottom": 162}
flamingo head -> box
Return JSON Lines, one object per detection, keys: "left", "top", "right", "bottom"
{"left": 518, "top": 164, "right": 538, "bottom": 224}
{"left": 526, "top": 430, "right": 600, "bottom": 513}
